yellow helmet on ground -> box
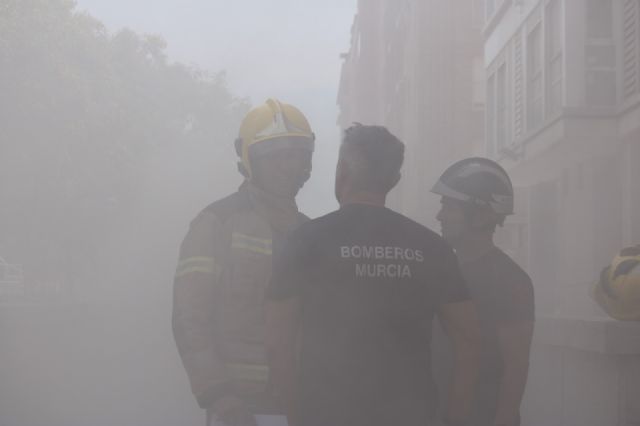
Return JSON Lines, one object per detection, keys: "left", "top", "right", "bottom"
{"left": 235, "top": 98, "right": 315, "bottom": 179}
{"left": 592, "top": 245, "right": 640, "bottom": 321}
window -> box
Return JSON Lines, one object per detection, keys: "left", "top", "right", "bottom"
{"left": 486, "top": 0, "right": 496, "bottom": 20}
{"left": 496, "top": 64, "right": 508, "bottom": 150}
{"left": 585, "top": 45, "right": 617, "bottom": 104}
{"left": 527, "top": 24, "right": 543, "bottom": 130}
{"left": 473, "top": 0, "right": 485, "bottom": 29}
{"left": 486, "top": 73, "right": 496, "bottom": 156}
{"left": 487, "top": 55, "right": 510, "bottom": 154}
{"left": 513, "top": 31, "right": 524, "bottom": 140}
{"left": 585, "top": 0, "right": 616, "bottom": 106}
{"left": 546, "top": 0, "right": 563, "bottom": 116}
{"left": 472, "top": 57, "right": 485, "bottom": 108}
{"left": 622, "top": 0, "right": 640, "bottom": 100}
{"left": 587, "top": 0, "right": 613, "bottom": 39}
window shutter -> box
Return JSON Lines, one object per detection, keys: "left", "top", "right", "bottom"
{"left": 622, "top": 0, "right": 639, "bottom": 100}
{"left": 513, "top": 30, "right": 524, "bottom": 140}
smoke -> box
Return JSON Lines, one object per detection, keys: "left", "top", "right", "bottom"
{"left": 0, "top": 1, "right": 355, "bottom": 425}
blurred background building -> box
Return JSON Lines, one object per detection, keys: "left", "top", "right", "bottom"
{"left": 337, "top": 0, "right": 485, "bottom": 224}
{"left": 337, "top": 1, "right": 640, "bottom": 425}
{"left": 485, "top": 0, "right": 640, "bottom": 317}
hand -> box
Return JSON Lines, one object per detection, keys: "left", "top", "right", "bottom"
{"left": 211, "top": 396, "right": 257, "bottom": 426}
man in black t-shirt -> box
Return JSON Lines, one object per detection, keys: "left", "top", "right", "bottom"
{"left": 266, "top": 125, "right": 480, "bottom": 426}
{"left": 431, "top": 158, "right": 535, "bottom": 426}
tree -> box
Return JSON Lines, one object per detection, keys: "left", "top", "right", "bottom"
{"left": 0, "top": 0, "right": 249, "bottom": 295}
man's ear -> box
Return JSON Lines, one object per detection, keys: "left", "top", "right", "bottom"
{"left": 335, "top": 157, "right": 347, "bottom": 180}
{"left": 470, "top": 206, "right": 495, "bottom": 230}
{"left": 334, "top": 157, "right": 348, "bottom": 202}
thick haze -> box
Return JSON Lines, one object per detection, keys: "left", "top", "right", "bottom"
{"left": 0, "top": 1, "right": 355, "bottom": 425}
{"left": 3, "top": 2, "right": 639, "bottom": 426}
{"left": 75, "top": 0, "right": 358, "bottom": 216}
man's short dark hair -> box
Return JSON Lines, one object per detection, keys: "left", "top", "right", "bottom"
{"left": 340, "top": 124, "right": 405, "bottom": 194}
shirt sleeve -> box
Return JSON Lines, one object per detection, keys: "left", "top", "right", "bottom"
{"left": 492, "top": 274, "right": 535, "bottom": 324}
{"left": 437, "top": 245, "right": 470, "bottom": 306}
{"left": 172, "top": 211, "right": 232, "bottom": 408}
{"left": 267, "top": 229, "right": 308, "bottom": 301}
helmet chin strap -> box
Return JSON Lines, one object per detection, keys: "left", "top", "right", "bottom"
{"left": 237, "top": 161, "right": 249, "bottom": 178}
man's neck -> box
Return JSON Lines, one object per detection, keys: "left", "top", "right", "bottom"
{"left": 245, "top": 181, "right": 302, "bottom": 233}
{"left": 340, "top": 191, "right": 386, "bottom": 207}
{"left": 452, "top": 233, "right": 496, "bottom": 263}
{"left": 246, "top": 181, "right": 298, "bottom": 206}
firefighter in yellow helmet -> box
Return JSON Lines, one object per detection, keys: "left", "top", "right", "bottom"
{"left": 593, "top": 245, "right": 640, "bottom": 321}
{"left": 172, "top": 99, "right": 315, "bottom": 426}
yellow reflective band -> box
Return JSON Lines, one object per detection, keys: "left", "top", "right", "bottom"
{"left": 175, "top": 256, "right": 218, "bottom": 278}
{"left": 231, "top": 233, "right": 272, "bottom": 255}
{"left": 231, "top": 242, "right": 273, "bottom": 255}
{"left": 175, "top": 266, "right": 216, "bottom": 278}
{"left": 226, "top": 363, "right": 269, "bottom": 384}
{"left": 177, "top": 256, "right": 215, "bottom": 268}
{"left": 232, "top": 233, "right": 272, "bottom": 246}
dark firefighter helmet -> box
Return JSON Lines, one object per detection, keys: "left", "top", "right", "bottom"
{"left": 431, "top": 157, "right": 514, "bottom": 216}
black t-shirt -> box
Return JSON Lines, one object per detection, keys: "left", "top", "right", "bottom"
{"left": 432, "top": 247, "right": 534, "bottom": 425}
{"left": 268, "top": 204, "right": 469, "bottom": 426}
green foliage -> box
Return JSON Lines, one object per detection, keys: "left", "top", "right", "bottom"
{"left": 0, "top": 0, "right": 249, "bottom": 288}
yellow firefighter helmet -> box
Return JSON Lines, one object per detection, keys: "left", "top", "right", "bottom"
{"left": 592, "top": 245, "right": 640, "bottom": 321}
{"left": 235, "top": 98, "right": 314, "bottom": 179}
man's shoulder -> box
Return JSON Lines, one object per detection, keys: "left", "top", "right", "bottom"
{"left": 185, "top": 191, "right": 250, "bottom": 232}
{"left": 295, "top": 206, "right": 446, "bottom": 248}
{"left": 291, "top": 209, "right": 341, "bottom": 237}
{"left": 201, "top": 191, "right": 251, "bottom": 222}
{"left": 491, "top": 249, "right": 531, "bottom": 281}
{"left": 486, "top": 248, "right": 535, "bottom": 320}
{"left": 390, "top": 208, "right": 442, "bottom": 238}
{"left": 379, "top": 208, "right": 451, "bottom": 254}
{"left": 487, "top": 249, "right": 534, "bottom": 302}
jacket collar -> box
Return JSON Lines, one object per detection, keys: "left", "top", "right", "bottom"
{"left": 242, "top": 181, "right": 304, "bottom": 234}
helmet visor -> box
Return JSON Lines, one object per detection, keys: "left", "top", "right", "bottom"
{"left": 250, "top": 136, "right": 315, "bottom": 158}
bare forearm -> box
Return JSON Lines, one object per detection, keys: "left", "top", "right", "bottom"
{"left": 446, "top": 346, "right": 479, "bottom": 423}
{"left": 494, "top": 361, "right": 529, "bottom": 425}
{"left": 268, "top": 344, "right": 297, "bottom": 416}
{"left": 438, "top": 301, "right": 481, "bottom": 424}
{"left": 495, "top": 321, "right": 534, "bottom": 426}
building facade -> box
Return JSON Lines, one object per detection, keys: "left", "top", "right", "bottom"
{"left": 484, "top": 0, "right": 640, "bottom": 316}
{"left": 337, "top": 0, "right": 485, "bottom": 226}
{"left": 338, "top": 3, "right": 640, "bottom": 424}
{"left": 485, "top": 2, "right": 640, "bottom": 425}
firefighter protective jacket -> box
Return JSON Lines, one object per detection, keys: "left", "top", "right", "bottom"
{"left": 172, "top": 182, "right": 308, "bottom": 408}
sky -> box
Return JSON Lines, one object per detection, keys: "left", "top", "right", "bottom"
{"left": 74, "top": 0, "right": 358, "bottom": 216}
